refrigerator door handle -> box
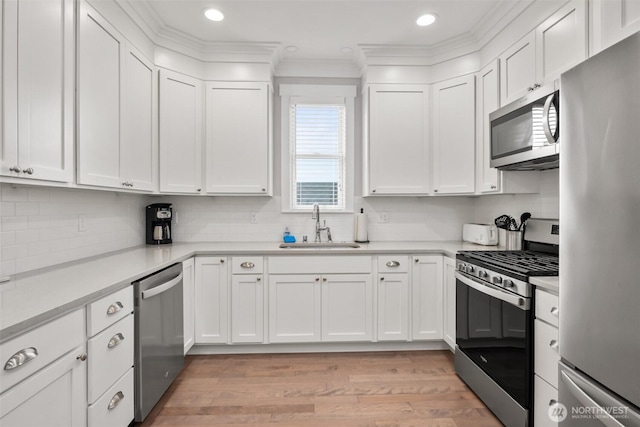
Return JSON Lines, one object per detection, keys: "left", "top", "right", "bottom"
{"left": 561, "top": 369, "right": 640, "bottom": 427}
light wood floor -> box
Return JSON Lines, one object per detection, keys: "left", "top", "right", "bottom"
{"left": 137, "top": 350, "right": 503, "bottom": 427}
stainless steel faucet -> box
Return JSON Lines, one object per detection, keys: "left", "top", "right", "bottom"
{"left": 312, "top": 203, "right": 332, "bottom": 243}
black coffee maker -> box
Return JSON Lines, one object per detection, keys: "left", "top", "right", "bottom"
{"left": 146, "top": 204, "right": 172, "bottom": 245}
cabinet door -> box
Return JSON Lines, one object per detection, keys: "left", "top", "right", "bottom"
{"left": 443, "top": 257, "right": 456, "bottom": 350}
{"left": 182, "top": 258, "right": 195, "bottom": 354}
{"left": 367, "top": 85, "right": 430, "bottom": 195}
{"left": 77, "top": 2, "right": 124, "bottom": 188}
{"left": 476, "top": 60, "right": 501, "bottom": 193}
{"left": 535, "top": 0, "right": 587, "bottom": 84}
{"left": 594, "top": 0, "right": 640, "bottom": 53}
{"left": 432, "top": 75, "right": 476, "bottom": 194}
{"left": 268, "top": 274, "right": 321, "bottom": 343}
{"left": 377, "top": 273, "right": 409, "bottom": 341}
{"left": 499, "top": 32, "right": 536, "bottom": 105}
{"left": 411, "top": 256, "right": 444, "bottom": 340}
{"left": 534, "top": 375, "right": 559, "bottom": 427}
{"left": 159, "top": 70, "right": 203, "bottom": 194}
{"left": 1, "top": 0, "right": 74, "bottom": 182}
{"left": 194, "top": 257, "right": 228, "bottom": 344}
{"left": 121, "top": 45, "right": 156, "bottom": 192}
{"left": 322, "top": 274, "right": 373, "bottom": 342}
{"left": 231, "top": 274, "right": 264, "bottom": 343}
{"left": 205, "top": 82, "right": 270, "bottom": 195}
{"left": 0, "top": 346, "right": 87, "bottom": 426}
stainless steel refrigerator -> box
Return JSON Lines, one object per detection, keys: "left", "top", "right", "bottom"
{"left": 559, "top": 31, "right": 640, "bottom": 426}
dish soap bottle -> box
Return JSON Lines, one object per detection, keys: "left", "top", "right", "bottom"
{"left": 283, "top": 227, "right": 296, "bottom": 243}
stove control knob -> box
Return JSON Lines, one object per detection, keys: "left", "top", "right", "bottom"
{"left": 478, "top": 270, "right": 488, "bottom": 279}
{"left": 503, "top": 279, "right": 514, "bottom": 288}
{"left": 467, "top": 265, "right": 475, "bottom": 273}
{"left": 493, "top": 276, "right": 503, "bottom": 285}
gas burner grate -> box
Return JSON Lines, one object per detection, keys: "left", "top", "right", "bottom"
{"left": 459, "top": 250, "right": 559, "bottom": 276}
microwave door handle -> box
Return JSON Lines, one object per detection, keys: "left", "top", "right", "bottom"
{"left": 455, "top": 272, "right": 529, "bottom": 310}
{"left": 542, "top": 93, "right": 557, "bottom": 143}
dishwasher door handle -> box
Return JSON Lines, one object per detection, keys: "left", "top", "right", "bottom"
{"left": 141, "top": 273, "right": 183, "bottom": 300}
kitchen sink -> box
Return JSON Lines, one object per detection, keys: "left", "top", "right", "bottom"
{"left": 279, "top": 242, "right": 361, "bottom": 249}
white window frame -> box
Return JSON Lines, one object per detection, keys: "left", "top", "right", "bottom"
{"left": 280, "top": 84, "right": 356, "bottom": 213}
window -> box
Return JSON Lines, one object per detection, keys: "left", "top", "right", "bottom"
{"left": 280, "top": 84, "right": 356, "bottom": 212}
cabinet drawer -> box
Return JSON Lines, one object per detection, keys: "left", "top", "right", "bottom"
{"left": 87, "top": 314, "right": 134, "bottom": 403}
{"left": 536, "top": 289, "right": 559, "bottom": 327}
{"left": 535, "top": 319, "right": 560, "bottom": 388}
{"left": 534, "top": 374, "right": 558, "bottom": 427}
{"left": 88, "top": 368, "right": 134, "bottom": 427}
{"left": 268, "top": 256, "right": 371, "bottom": 274}
{"left": 88, "top": 286, "right": 133, "bottom": 336}
{"left": 1, "top": 309, "right": 84, "bottom": 391}
{"left": 231, "top": 256, "right": 264, "bottom": 274}
{"left": 377, "top": 255, "right": 409, "bottom": 273}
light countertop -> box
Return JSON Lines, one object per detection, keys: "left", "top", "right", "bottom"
{"left": 0, "top": 240, "right": 500, "bottom": 342}
{"left": 530, "top": 276, "right": 559, "bottom": 294}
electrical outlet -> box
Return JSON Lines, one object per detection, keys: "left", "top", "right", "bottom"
{"left": 78, "top": 215, "right": 87, "bottom": 232}
{"left": 378, "top": 212, "right": 389, "bottom": 223}
{"left": 250, "top": 213, "right": 258, "bottom": 224}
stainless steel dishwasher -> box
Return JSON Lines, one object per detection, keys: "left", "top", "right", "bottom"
{"left": 133, "top": 262, "right": 184, "bottom": 422}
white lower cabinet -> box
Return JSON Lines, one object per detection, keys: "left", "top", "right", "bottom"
{"left": 377, "top": 272, "right": 409, "bottom": 341}
{"left": 534, "top": 288, "right": 560, "bottom": 427}
{"left": 268, "top": 274, "right": 321, "bottom": 343}
{"left": 0, "top": 345, "right": 87, "bottom": 427}
{"left": 182, "top": 258, "right": 196, "bottom": 354}
{"left": 443, "top": 257, "right": 456, "bottom": 350}
{"left": 534, "top": 374, "right": 559, "bottom": 427}
{"left": 194, "top": 257, "right": 229, "bottom": 344}
{"left": 322, "top": 274, "right": 373, "bottom": 342}
{"left": 88, "top": 368, "right": 134, "bottom": 427}
{"left": 231, "top": 274, "right": 264, "bottom": 343}
{"left": 411, "top": 256, "right": 444, "bottom": 340}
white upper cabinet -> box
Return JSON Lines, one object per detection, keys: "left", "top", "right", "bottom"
{"left": 1, "top": 0, "right": 74, "bottom": 182}
{"left": 205, "top": 82, "right": 271, "bottom": 195}
{"left": 78, "top": 2, "right": 157, "bottom": 192}
{"left": 159, "top": 70, "right": 203, "bottom": 194}
{"left": 77, "top": 2, "right": 124, "bottom": 188}
{"left": 476, "top": 60, "right": 501, "bottom": 193}
{"left": 365, "top": 85, "right": 430, "bottom": 195}
{"left": 432, "top": 75, "right": 476, "bottom": 194}
{"left": 500, "top": 0, "right": 587, "bottom": 105}
{"left": 591, "top": 0, "right": 640, "bottom": 54}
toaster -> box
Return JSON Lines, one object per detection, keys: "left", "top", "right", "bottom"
{"left": 463, "top": 223, "right": 498, "bottom": 246}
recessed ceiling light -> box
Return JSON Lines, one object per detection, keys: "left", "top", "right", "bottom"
{"left": 204, "top": 8, "right": 224, "bottom": 22}
{"left": 416, "top": 13, "right": 437, "bottom": 27}
{"left": 285, "top": 46, "right": 298, "bottom": 53}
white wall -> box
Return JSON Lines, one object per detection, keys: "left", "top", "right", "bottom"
{"left": 0, "top": 184, "right": 148, "bottom": 277}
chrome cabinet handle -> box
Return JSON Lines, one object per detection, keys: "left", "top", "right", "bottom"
{"left": 549, "top": 340, "right": 559, "bottom": 351}
{"left": 322, "top": 277, "right": 327, "bottom": 282}
{"left": 240, "top": 262, "right": 255, "bottom": 269}
{"left": 9, "top": 165, "right": 21, "bottom": 173}
{"left": 385, "top": 261, "right": 400, "bottom": 268}
{"left": 380, "top": 277, "right": 385, "bottom": 281}
{"left": 107, "top": 333, "right": 125, "bottom": 349}
{"left": 4, "top": 347, "right": 38, "bottom": 370}
{"left": 414, "top": 258, "right": 419, "bottom": 263}
{"left": 108, "top": 391, "right": 124, "bottom": 410}
{"left": 550, "top": 306, "right": 559, "bottom": 317}
{"left": 220, "top": 259, "right": 225, "bottom": 263}
{"left": 315, "top": 277, "right": 320, "bottom": 282}
{"left": 256, "top": 277, "right": 262, "bottom": 282}
{"left": 106, "top": 301, "right": 124, "bottom": 315}
{"left": 77, "top": 353, "right": 88, "bottom": 362}
{"left": 22, "top": 167, "right": 34, "bottom": 175}
{"left": 491, "top": 185, "right": 497, "bottom": 189}
{"left": 549, "top": 399, "right": 558, "bottom": 406}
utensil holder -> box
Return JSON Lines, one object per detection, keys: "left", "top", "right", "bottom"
{"left": 506, "top": 230, "right": 523, "bottom": 250}
{"left": 498, "top": 229, "right": 507, "bottom": 248}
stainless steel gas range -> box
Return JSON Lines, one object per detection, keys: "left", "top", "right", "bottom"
{"left": 454, "top": 218, "right": 559, "bottom": 427}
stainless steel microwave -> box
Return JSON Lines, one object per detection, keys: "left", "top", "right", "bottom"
{"left": 489, "top": 81, "right": 559, "bottom": 170}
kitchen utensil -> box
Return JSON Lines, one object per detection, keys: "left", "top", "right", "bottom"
{"left": 494, "top": 215, "right": 510, "bottom": 229}
{"left": 518, "top": 212, "right": 532, "bottom": 230}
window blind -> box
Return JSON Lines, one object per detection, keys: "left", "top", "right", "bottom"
{"left": 290, "top": 104, "right": 346, "bottom": 209}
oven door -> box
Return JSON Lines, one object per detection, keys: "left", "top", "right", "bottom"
{"left": 455, "top": 271, "right": 533, "bottom": 408}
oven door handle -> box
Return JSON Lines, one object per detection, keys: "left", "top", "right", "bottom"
{"left": 455, "top": 271, "right": 530, "bottom": 310}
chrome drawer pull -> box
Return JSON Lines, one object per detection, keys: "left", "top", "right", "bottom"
{"left": 107, "top": 333, "right": 125, "bottom": 349}
{"left": 4, "top": 347, "right": 38, "bottom": 370}
{"left": 240, "top": 262, "right": 255, "bottom": 269}
{"left": 385, "top": 261, "right": 400, "bottom": 268}
{"left": 108, "top": 391, "right": 124, "bottom": 410}
{"left": 550, "top": 306, "right": 559, "bottom": 317}
{"left": 106, "top": 302, "right": 124, "bottom": 315}
{"left": 549, "top": 340, "right": 559, "bottom": 351}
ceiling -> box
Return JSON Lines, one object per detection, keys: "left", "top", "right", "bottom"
{"left": 126, "top": 0, "right": 525, "bottom": 64}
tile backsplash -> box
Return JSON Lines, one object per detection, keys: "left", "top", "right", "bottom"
{"left": 1, "top": 170, "right": 559, "bottom": 276}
